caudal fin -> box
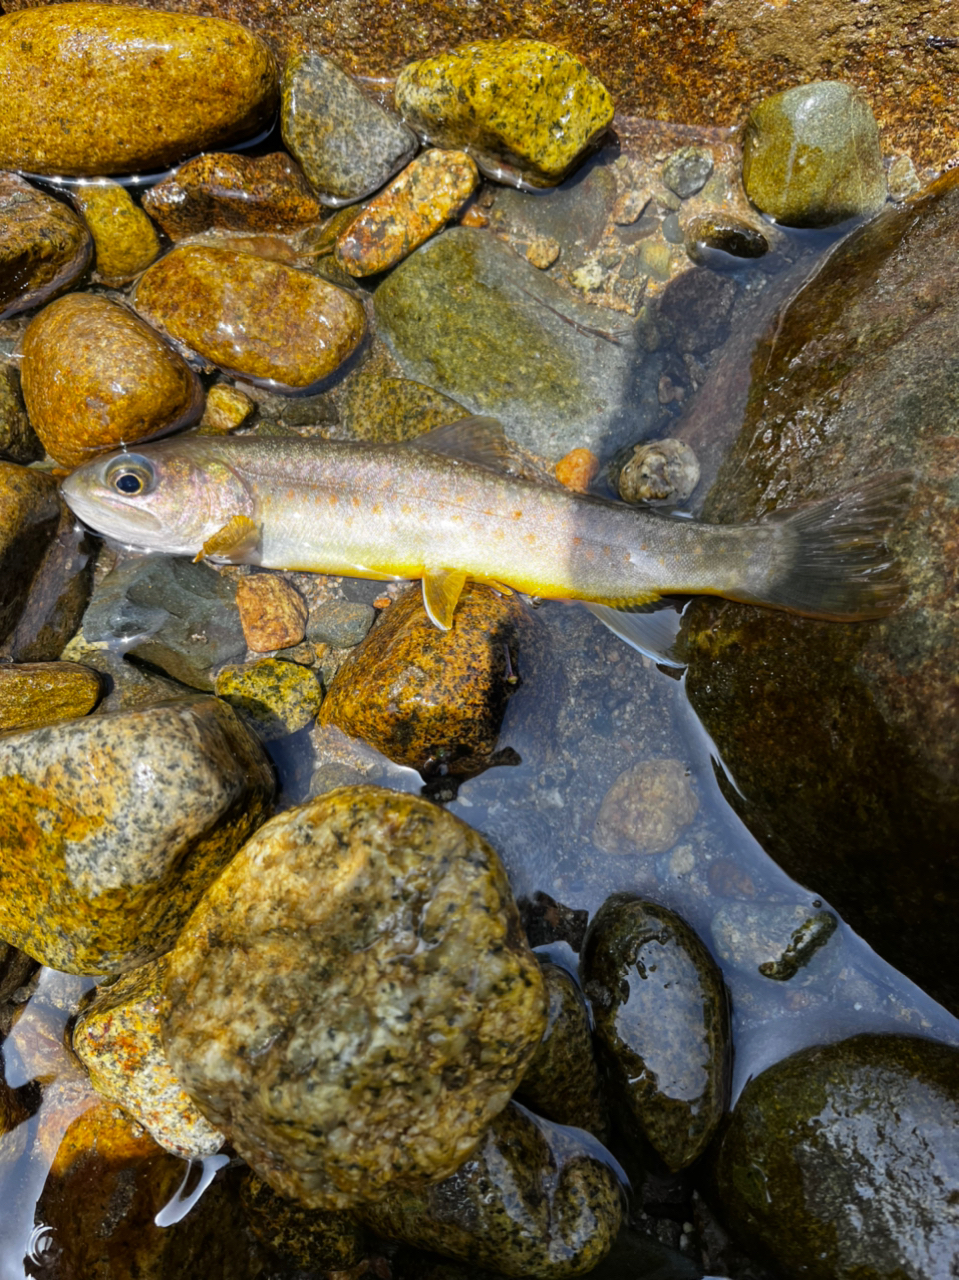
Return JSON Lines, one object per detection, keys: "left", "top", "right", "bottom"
{"left": 740, "top": 472, "right": 913, "bottom": 621}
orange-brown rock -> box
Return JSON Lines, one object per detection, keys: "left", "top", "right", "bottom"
{"left": 70, "top": 180, "right": 161, "bottom": 285}
{"left": 0, "top": 462, "right": 61, "bottom": 646}
{"left": 134, "top": 244, "right": 366, "bottom": 391}
{"left": 20, "top": 294, "right": 203, "bottom": 468}
{"left": 198, "top": 382, "right": 255, "bottom": 434}
{"left": 142, "top": 152, "right": 325, "bottom": 240}
{"left": 235, "top": 573, "right": 308, "bottom": 650}
{"left": 0, "top": 4, "right": 277, "bottom": 177}
{"left": 0, "top": 660, "right": 101, "bottom": 732}
{"left": 0, "top": 172, "right": 92, "bottom": 319}
{"left": 555, "top": 447, "right": 599, "bottom": 493}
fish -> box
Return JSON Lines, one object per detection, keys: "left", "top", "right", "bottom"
{"left": 60, "top": 417, "right": 910, "bottom": 661}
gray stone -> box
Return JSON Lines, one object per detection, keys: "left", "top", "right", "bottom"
{"left": 662, "top": 146, "right": 714, "bottom": 199}
{"left": 281, "top": 52, "right": 417, "bottom": 205}
{"left": 306, "top": 600, "right": 375, "bottom": 648}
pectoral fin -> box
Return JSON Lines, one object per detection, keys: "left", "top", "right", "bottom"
{"left": 194, "top": 514, "right": 260, "bottom": 564}
{"left": 422, "top": 568, "right": 468, "bottom": 630}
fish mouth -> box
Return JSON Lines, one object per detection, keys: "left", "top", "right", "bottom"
{"left": 60, "top": 473, "right": 165, "bottom": 537}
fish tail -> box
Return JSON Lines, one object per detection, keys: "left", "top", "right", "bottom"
{"left": 739, "top": 472, "right": 913, "bottom": 620}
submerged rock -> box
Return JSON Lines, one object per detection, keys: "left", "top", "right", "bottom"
{"left": 20, "top": 293, "right": 203, "bottom": 468}
{"left": 0, "top": 4, "right": 276, "bottom": 176}
{"left": 70, "top": 180, "right": 160, "bottom": 285}
{"left": 0, "top": 697, "right": 273, "bottom": 974}
{"left": 0, "top": 362, "right": 41, "bottom": 464}
{"left": 161, "top": 786, "right": 547, "bottom": 1208}
{"left": 661, "top": 146, "right": 714, "bottom": 198}
{"left": 613, "top": 438, "right": 700, "bottom": 504}
{"left": 593, "top": 759, "right": 699, "bottom": 856}
{"left": 1, "top": 502, "right": 95, "bottom": 662}
{"left": 712, "top": 1034, "right": 959, "bottom": 1279}
{"left": 134, "top": 244, "right": 366, "bottom": 393}
{"left": 581, "top": 894, "right": 730, "bottom": 1172}
{"left": 680, "top": 170, "right": 959, "bottom": 1014}
{"left": 711, "top": 901, "right": 839, "bottom": 982}
{"left": 742, "top": 81, "right": 886, "bottom": 227}
{"left": 240, "top": 1170, "right": 366, "bottom": 1271}
{"left": 0, "top": 172, "right": 92, "bottom": 318}
{"left": 360, "top": 1102, "right": 623, "bottom": 1277}
{"left": 395, "top": 40, "right": 613, "bottom": 189}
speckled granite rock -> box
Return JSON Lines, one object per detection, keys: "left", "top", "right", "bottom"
{"left": 161, "top": 785, "right": 547, "bottom": 1208}
{"left": 215, "top": 657, "right": 322, "bottom": 739}
{"left": 336, "top": 149, "right": 478, "bottom": 277}
{"left": 581, "top": 894, "right": 730, "bottom": 1172}
{"left": 0, "top": 4, "right": 276, "bottom": 176}
{"left": 516, "top": 960, "right": 608, "bottom": 1138}
{"left": 0, "top": 661, "right": 101, "bottom": 733}
{"left": 0, "top": 462, "right": 61, "bottom": 646}
{"left": 742, "top": 81, "right": 886, "bottom": 227}
{"left": 235, "top": 573, "right": 308, "bottom": 651}
{"left": 73, "top": 954, "right": 225, "bottom": 1157}
{"left": 712, "top": 1034, "right": 959, "bottom": 1279}
{"left": 142, "top": 152, "right": 325, "bottom": 239}
{"left": 0, "top": 363, "right": 41, "bottom": 464}
{"left": 282, "top": 52, "right": 417, "bottom": 205}
{"left": 240, "top": 1171, "right": 367, "bottom": 1271}
{"left": 361, "top": 1102, "right": 623, "bottom": 1276}
{"left": 0, "top": 172, "right": 92, "bottom": 319}
{"left": 20, "top": 294, "right": 203, "bottom": 468}
{"left": 394, "top": 40, "right": 613, "bottom": 189}
{"left": 318, "top": 583, "right": 535, "bottom": 782}
{"left": 134, "top": 244, "right": 366, "bottom": 392}
{"left": 0, "top": 697, "right": 274, "bottom": 975}
{"left": 70, "top": 180, "right": 160, "bottom": 285}
{"left": 593, "top": 759, "right": 699, "bottom": 855}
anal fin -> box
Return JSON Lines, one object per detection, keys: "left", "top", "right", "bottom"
{"left": 422, "top": 568, "right": 468, "bottom": 630}
{"left": 194, "top": 514, "right": 260, "bottom": 564}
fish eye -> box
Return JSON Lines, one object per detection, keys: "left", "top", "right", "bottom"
{"left": 105, "top": 456, "right": 156, "bottom": 498}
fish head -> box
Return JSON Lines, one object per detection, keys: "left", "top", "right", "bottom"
{"left": 61, "top": 439, "right": 256, "bottom": 557}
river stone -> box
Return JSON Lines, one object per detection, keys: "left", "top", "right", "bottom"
{"left": 581, "top": 893, "right": 730, "bottom": 1172}
{"left": 0, "top": 661, "right": 101, "bottom": 733}
{"left": 336, "top": 149, "right": 479, "bottom": 277}
{"left": 679, "top": 169, "right": 959, "bottom": 1015}
{"left": 374, "top": 226, "right": 635, "bottom": 458}
{"left": 70, "top": 180, "right": 160, "bottom": 286}
{"left": 516, "top": 960, "right": 608, "bottom": 1138}
{"left": 0, "top": 362, "right": 41, "bottom": 464}
{"left": 712, "top": 1034, "right": 959, "bottom": 1279}
{"left": 73, "top": 954, "right": 225, "bottom": 1158}
{"left": 240, "top": 1170, "right": 366, "bottom": 1271}
{"left": 134, "top": 244, "right": 366, "bottom": 393}
{"left": 235, "top": 573, "right": 308, "bottom": 651}
{"left": 0, "top": 4, "right": 276, "bottom": 177}
{"left": 661, "top": 146, "right": 714, "bottom": 199}
{"left": 197, "top": 382, "right": 255, "bottom": 435}
{"left": 394, "top": 40, "right": 613, "bottom": 189}
{"left": 20, "top": 293, "right": 203, "bottom": 468}
{"left": 215, "top": 657, "right": 322, "bottom": 740}
{"left": 0, "top": 696, "right": 273, "bottom": 975}
{"left": 742, "top": 80, "right": 886, "bottom": 227}
{"left": 142, "top": 152, "right": 325, "bottom": 240}
{"left": 318, "top": 582, "right": 535, "bottom": 782}
{"left": 305, "top": 600, "right": 375, "bottom": 648}
{"left": 684, "top": 212, "right": 769, "bottom": 268}
{"left": 0, "top": 462, "right": 60, "bottom": 646}
{"left": 79, "top": 555, "right": 246, "bottom": 691}
{"left": 0, "top": 172, "right": 92, "bottom": 319}
{"left": 282, "top": 52, "right": 418, "bottom": 205}
{"left": 361, "top": 1102, "right": 623, "bottom": 1277}
{"left": 161, "top": 785, "right": 547, "bottom": 1208}
{"left": 593, "top": 758, "right": 699, "bottom": 855}
{"left": 337, "top": 364, "right": 468, "bottom": 444}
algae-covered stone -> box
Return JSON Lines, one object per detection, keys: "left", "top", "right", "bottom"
{"left": 70, "top": 180, "right": 160, "bottom": 286}
{"left": 336, "top": 149, "right": 479, "bottom": 277}
{"left": 241, "top": 1171, "right": 366, "bottom": 1271}
{"left": 337, "top": 366, "right": 468, "bottom": 445}
{"left": 161, "top": 785, "right": 547, "bottom": 1208}
{"left": 0, "top": 4, "right": 276, "bottom": 177}
{"left": 712, "top": 1034, "right": 959, "bottom": 1279}
{"left": 0, "top": 697, "right": 274, "bottom": 975}
{"left": 215, "top": 657, "right": 322, "bottom": 740}
{"left": 581, "top": 894, "right": 730, "bottom": 1171}
{"left": 593, "top": 759, "right": 699, "bottom": 855}
{"left": 73, "top": 954, "right": 225, "bottom": 1158}
{"left": 516, "top": 961, "right": 608, "bottom": 1138}
{"left": 361, "top": 1102, "right": 623, "bottom": 1277}
{"left": 134, "top": 244, "right": 366, "bottom": 393}
{"left": 198, "top": 382, "right": 255, "bottom": 435}
{"left": 318, "top": 582, "right": 535, "bottom": 781}
{"left": 742, "top": 81, "right": 886, "bottom": 228}
{"left": 0, "top": 461, "right": 60, "bottom": 646}
{"left": 20, "top": 293, "right": 203, "bottom": 468}
{"left": 0, "top": 661, "right": 100, "bottom": 733}
{"left": 142, "top": 152, "right": 324, "bottom": 240}
{"left": 0, "top": 172, "right": 92, "bottom": 319}
{"left": 282, "top": 52, "right": 418, "bottom": 205}
{"left": 395, "top": 40, "right": 613, "bottom": 189}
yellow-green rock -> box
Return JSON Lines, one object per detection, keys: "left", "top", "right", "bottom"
{"left": 0, "top": 4, "right": 277, "bottom": 177}
{"left": 71, "top": 181, "right": 161, "bottom": 285}
{"left": 395, "top": 39, "right": 613, "bottom": 189}
{"left": 215, "top": 657, "right": 323, "bottom": 741}
{"left": 0, "top": 661, "right": 101, "bottom": 733}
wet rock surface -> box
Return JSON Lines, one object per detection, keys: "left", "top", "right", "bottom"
{"left": 360, "top": 1102, "right": 624, "bottom": 1277}
{"left": 20, "top": 293, "right": 203, "bottom": 468}
{"left": 711, "top": 902, "right": 839, "bottom": 982}
{"left": 240, "top": 1169, "right": 367, "bottom": 1270}
{"left": 581, "top": 894, "right": 730, "bottom": 1171}
{"left": 0, "top": 3, "right": 277, "bottom": 176}
{"left": 282, "top": 51, "right": 418, "bottom": 204}
{"left": 161, "top": 785, "right": 547, "bottom": 1208}
{"left": 214, "top": 656, "right": 322, "bottom": 739}
{"left": 593, "top": 759, "right": 699, "bottom": 856}
{"left": 134, "top": 243, "right": 366, "bottom": 391}
{"left": 0, "top": 172, "right": 92, "bottom": 319}
{"left": 0, "top": 697, "right": 273, "bottom": 974}
{"left": 395, "top": 39, "right": 614, "bottom": 189}
{"left": 613, "top": 438, "right": 700, "bottom": 504}
{"left": 235, "top": 572, "right": 308, "bottom": 651}
{"left": 683, "top": 212, "right": 768, "bottom": 268}
{"left": 0, "top": 362, "right": 41, "bottom": 464}
{"left": 0, "top": 660, "right": 100, "bottom": 733}
{"left": 712, "top": 1034, "right": 959, "bottom": 1279}
{"left": 0, "top": 462, "right": 61, "bottom": 646}
{"left": 70, "top": 180, "right": 161, "bottom": 285}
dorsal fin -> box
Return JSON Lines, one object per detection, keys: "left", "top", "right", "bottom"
{"left": 422, "top": 568, "right": 468, "bottom": 630}
{"left": 409, "top": 416, "right": 556, "bottom": 484}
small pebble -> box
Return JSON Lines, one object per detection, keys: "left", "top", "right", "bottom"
{"left": 70, "top": 180, "right": 160, "bottom": 285}
{"left": 525, "top": 235, "right": 561, "bottom": 268}
{"left": 555, "top": 447, "right": 599, "bottom": 493}
{"left": 615, "top": 438, "right": 700, "bottom": 503}
{"left": 661, "top": 146, "right": 714, "bottom": 198}
{"left": 236, "top": 574, "right": 308, "bottom": 652}
{"left": 593, "top": 758, "right": 699, "bottom": 855}
{"left": 612, "top": 189, "right": 651, "bottom": 225}
{"left": 305, "top": 600, "right": 375, "bottom": 648}
{"left": 198, "top": 383, "right": 255, "bottom": 435}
